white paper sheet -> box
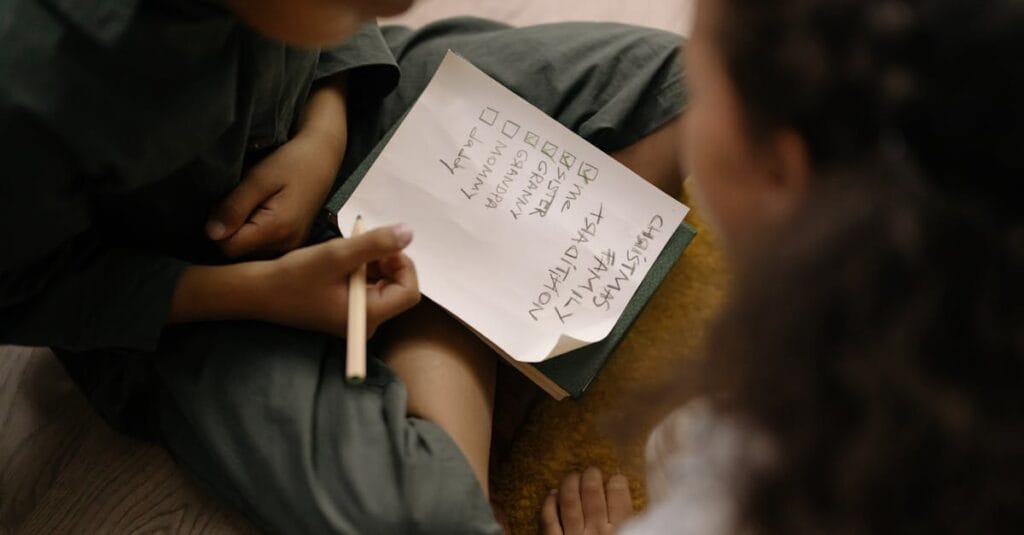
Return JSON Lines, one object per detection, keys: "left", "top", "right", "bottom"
{"left": 337, "top": 52, "right": 689, "bottom": 363}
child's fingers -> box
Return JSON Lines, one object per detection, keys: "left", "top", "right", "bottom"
{"left": 220, "top": 213, "right": 280, "bottom": 258}
{"left": 366, "top": 253, "right": 420, "bottom": 325}
{"left": 540, "top": 489, "right": 564, "bottom": 535}
{"left": 207, "top": 175, "right": 273, "bottom": 240}
{"left": 367, "top": 253, "right": 406, "bottom": 282}
{"left": 605, "top": 474, "right": 634, "bottom": 526}
{"left": 373, "top": 253, "right": 417, "bottom": 293}
{"left": 332, "top": 225, "right": 413, "bottom": 272}
{"left": 580, "top": 467, "right": 609, "bottom": 528}
{"left": 558, "top": 472, "right": 585, "bottom": 534}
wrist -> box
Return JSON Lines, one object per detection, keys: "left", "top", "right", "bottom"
{"left": 232, "top": 260, "right": 275, "bottom": 321}
{"left": 170, "top": 261, "right": 272, "bottom": 324}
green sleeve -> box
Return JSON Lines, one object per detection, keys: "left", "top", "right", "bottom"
{"left": 0, "top": 111, "right": 189, "bottom": 352}
{"left": 315, "top": 22, "right": 401, "bottom": 99}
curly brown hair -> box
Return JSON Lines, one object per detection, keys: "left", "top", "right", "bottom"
{"left": 682, "top": 0, "right": 1024, "bottom": 532}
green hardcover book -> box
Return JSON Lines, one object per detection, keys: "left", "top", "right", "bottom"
{"left": 325, "top": 52, "right": 696, "bottom": 397}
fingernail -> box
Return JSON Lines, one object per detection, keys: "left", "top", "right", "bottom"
{"left": 550, "top": 489, "right": 558, "bottom": 496}
{"left": 206, "top": 220, "right": 226, "bottom": 240}
{"left": 393, "top": 224, "right": 413, "bottom": 248}
{"left": 608, "top": 475, "right": 629, "bottom": 488}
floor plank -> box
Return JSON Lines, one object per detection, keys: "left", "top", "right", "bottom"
{"left": 0, "top": 346, "right": 87, "bottom": 529}
{"left": 0, "top": 347, "right": 252, "bottom": 534}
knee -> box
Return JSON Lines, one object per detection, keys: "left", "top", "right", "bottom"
{"left": 612, "top": 116, "right": 686, "bottom": 198}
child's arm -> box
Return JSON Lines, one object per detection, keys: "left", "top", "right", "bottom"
{"left": 0, "top": 109, "right": 416, "bottom": 352}
{"left": 205, "top": 80, "right": 350, "bottom": 258}
{"left": 0, "top": 24, "right": 407, "bottom": 353}
{"left": 168, "top": 225, "right": 419, "bottom": 337}
{"left": 205, "top": 21, "right": 403, "bottom": 260}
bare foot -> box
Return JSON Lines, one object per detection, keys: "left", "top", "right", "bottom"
{"left": 540, "top": 467, "right": 634, "bottom": 535}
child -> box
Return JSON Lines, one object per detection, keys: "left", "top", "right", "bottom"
{"left": 542, "top": 0, "right": 1024, "bottom": 533}
{"left": 0, "top": 0, "right": 687, "bottom": 532}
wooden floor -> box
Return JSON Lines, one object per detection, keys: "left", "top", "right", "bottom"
{"left": 0, "top": 346, "right": 253, "bottom": 534}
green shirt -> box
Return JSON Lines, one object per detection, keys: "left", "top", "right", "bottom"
{"left": 0, "top": 0, "right": 399, "bottom": 351}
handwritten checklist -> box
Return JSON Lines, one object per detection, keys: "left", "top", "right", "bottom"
{"left": 337, "top": 52, "right": 689, "bottom": 363}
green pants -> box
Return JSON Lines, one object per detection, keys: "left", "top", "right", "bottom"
{"left": 58, "top": 18, "right": 684, "bottom": 535}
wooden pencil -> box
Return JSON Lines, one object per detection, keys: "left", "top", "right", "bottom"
{"left": 346, "top": 215, "right": 367, "bottom": 384}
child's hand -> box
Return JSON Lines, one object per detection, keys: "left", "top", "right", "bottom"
{"left": 541, "top": 468, "right": 634, "bottom": 535}
{"left": 206, "top": 82, "right": 349, "bottom": 259}
{"left": 206, "top": 131, "right": 340, "bottom": 258}
{"left": 256, "top": 224, "right": 420, "bottom": 337}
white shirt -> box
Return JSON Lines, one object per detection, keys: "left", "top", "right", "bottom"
{"left": 619, "top": 400, "right": 774, "bottom": 535}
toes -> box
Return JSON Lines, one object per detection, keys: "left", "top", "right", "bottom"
{"left": 540, "top": 489, "right": 564, "bottom": 535}
{"left": 605, "top": 474, "right": 635, "bottom": 526}
{"left": 580, "top": 467, "right": 609, "bottom": 527}
{"left": 558, "top": 472, "right": 585, "bottom": 534}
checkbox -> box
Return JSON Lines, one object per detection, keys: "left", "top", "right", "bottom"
{"left": 541, "top": 141, "right": 558, "bottom": 159}
{"left": 524, "top": 131, "right": 540, "bottom": 147}
{"left": 502, "top": 120, "right": 521, "bottom": 138}
{"left": 559, "top": 150, "right": 577, "bottom": 169}
{"left": 578, "top": 162, "right": 599, "bottom": 183}
{"left": 479, "top": 107, "right": 499, "bottom": 126}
